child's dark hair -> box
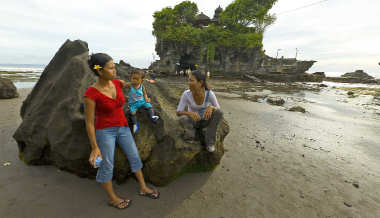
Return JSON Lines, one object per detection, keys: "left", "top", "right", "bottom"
{"left": 131, "top": 69, "right": 144, "bottom": 79}
{"left": 191, "top": 70, "right": 210, "bottom": 90}
{"left": 88, "top": 53, "right": 113, "bottom": 77}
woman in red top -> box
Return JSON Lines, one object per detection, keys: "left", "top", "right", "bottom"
{"left": 84, "top": 53, "right": 159, "bottom": 209}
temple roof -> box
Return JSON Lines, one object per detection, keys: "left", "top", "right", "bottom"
{"left": 215, "top": 5, "right": 223, "bottom": 13}
{"left": 196, "top": 12, "right": 211, "bottom": 21}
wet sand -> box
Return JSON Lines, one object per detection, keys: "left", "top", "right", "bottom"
{"left": 1, "top": 81, "right": 380, "bottom": 218}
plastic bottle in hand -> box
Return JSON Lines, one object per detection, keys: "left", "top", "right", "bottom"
{"left": 94, "top": 156, "right": 102, "bottom": 168}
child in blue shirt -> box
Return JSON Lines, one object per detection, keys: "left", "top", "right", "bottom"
{"left": 129, "top": 70, "right": 159, "bottom": 133}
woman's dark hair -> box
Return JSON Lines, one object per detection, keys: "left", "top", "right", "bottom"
{"left": 88, "top": 53, "right": 113, "bottom": 77}
{"left": 191, "top": 70, "right": 210, "bottom": 90}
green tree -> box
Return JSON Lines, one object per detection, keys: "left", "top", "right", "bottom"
{"left": 221, "top": 0, "right": 277, "bottom": 32}
{"left": 152, "top": 7, "right": 176, "bottom": 38}
{"left": 151, "top": 0, "right": 277, "bottom": 60}
{"left": 173, "top": 1, "right": 198, "bottom": 24}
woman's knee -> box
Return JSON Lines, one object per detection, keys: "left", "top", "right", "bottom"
{"left": 212, "top": 109, "right": 223, "bottom": 118}
{"left": 179, "top": 115, "right": 192, "bottom": 124}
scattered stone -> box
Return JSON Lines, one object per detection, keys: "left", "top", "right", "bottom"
{"left": 344, "top": 202, "right": 352, "bottom": 207}
{"left": 313, "top": 72, "right": 326, "bottom": 77}
{"left": 288, "top": 106, "right": 306, "bottom": 113}
{"left": 0, "top": 78, "right": 19, "bottom": 99}
{"left": 267, "top": 96, "right": 285, "bottom": 106}
{"left": 243, "top": 74, "right": 262, "bottom": 83}
{"left": 318, "top": 83, "right": 328, "bottom": 87}
{"left": 352, "top": 182, "right": 359, "bottom": 189}
{"left": 347, "top": 91, "right": 354, "bottom": 96}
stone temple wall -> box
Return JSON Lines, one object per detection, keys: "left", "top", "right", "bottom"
{"left": 150, "top": 39, "right": 316, "bottom": 81}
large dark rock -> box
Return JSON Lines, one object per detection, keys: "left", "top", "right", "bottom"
{"left": 325, "top": 70, "right": 377, "bottom": 84}
{"left": 0, "top": 78, "right": 19, "bottom": 99}
{"left": 341, "top": 70, "right": 374, "bottom": 79}
{"left": 13, "top": 39, "right": 229, "bottom": 186}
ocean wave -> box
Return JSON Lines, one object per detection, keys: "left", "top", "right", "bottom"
{"left": 0, "top": 67, "right": 44, "bottom": 73}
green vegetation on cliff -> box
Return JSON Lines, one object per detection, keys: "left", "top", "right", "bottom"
{"left": 152, "top": 0, "right": 277, "bottom": 56}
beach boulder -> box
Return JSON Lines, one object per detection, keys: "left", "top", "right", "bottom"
{"left": 267, "top": 96, "right": 285, "bottom": 106}
{"left": 13, "top": 39, "right": 229, "bottom": 186}
{"left": 0, "top": 78, "right": 19, "bottom": 99}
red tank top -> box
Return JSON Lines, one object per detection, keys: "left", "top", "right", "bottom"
{"left": 83, "top": 80, "right": 128, "bottom": 129}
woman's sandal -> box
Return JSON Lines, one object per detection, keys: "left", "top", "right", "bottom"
{"left": 139, "top": 190, "right": 160, "bottom": 199}
{"left": 108, "top": 199, "right": 132, "bottom": 209}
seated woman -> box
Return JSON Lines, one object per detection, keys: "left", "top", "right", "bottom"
{"left": 176, "top": 70, "right": 223, "bottom": 152}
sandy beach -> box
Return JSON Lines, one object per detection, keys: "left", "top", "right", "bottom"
{"left": 1, "top": 79, "right": 380, "bottom": 218}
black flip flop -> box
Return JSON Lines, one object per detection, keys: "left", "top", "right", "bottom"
{"left": 139, "top": 190, "right": 160, "bottom": 199}
{"left": 108, "top": 199, "right": 132, "bottom": 209}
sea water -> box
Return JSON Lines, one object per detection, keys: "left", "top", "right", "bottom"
{"left": 0, "top": 64, "right": 44, "bottom": 89}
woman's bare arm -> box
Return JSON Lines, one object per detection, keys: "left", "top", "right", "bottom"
{"left": 177, "top": 111, "right": 201, "bottom": 121}
{"left": 84, "top": 97, "right": 102, "bottom": 166}
{"left": 84, "top": 98, "right": 99, "bottom": 150}
{"left": 119, "top": 80, "right": 131, "bottom": 89}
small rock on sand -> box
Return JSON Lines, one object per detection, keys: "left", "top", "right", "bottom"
{"left": 288, "top": 106, "right": 306, "bottom": 113}
{"left": 267, "top": 96, "right": 285, "bottom": 106}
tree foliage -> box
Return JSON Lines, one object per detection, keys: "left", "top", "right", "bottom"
{"left": 152, "top": 0, "right": 277, "bottom": 60}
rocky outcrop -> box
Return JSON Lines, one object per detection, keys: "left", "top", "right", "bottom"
{"left": 151, "top": 39, "right": 263, "bottom": 78}
{"left": 0, "top": 78, "right": 19, "bottom": 99}
{"left": 325, "top": 70, "right": 378, "bottom": 84}
{"left": 313, "top": 72, "right": 326, "bottom": 77}
{"left": 251, "top": 56, "right": 319, "bottom": 82}
{"left": 13, "top": 39, "right": 229, "bottom": 186}
{"left": 116, "top": 60, "right": 138, "bottom": 76}
{"left": 341, "top": 70, "right": 374, "bottom": 79}
{"left": 150, "top": 40, "right": 316, "bottom": 82}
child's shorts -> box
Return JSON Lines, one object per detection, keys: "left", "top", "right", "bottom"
{"left": 129, "top": 101, "right": 152, "bottom": 114}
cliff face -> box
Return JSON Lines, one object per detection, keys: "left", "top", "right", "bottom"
{"left": 150, "top": 39, "right": 316, "bottom": 81}
{"left": 151, "top": 39, "right": 262, "bottom": 77}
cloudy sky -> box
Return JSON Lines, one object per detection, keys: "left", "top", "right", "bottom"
{"left": 1, "top": 0, "right": 379, "bottom": 77}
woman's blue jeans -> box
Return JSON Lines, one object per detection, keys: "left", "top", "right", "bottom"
{"left": 95, "top": 126, "right": 143, "bottom": 183}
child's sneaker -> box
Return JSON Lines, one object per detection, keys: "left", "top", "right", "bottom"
{"left": 207, "top": 145, "right": 215, "bottom": 152}
{"left": 151, "top": 115, "right": 159, "bottom": 121}
{"left": 133, "top": 123, "right": 139, "bottom": 134}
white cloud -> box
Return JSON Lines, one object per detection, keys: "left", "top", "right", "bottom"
{"left": 1, "top": 0, "right": 379, "bottom": 78}
{"left": 263, "top": 0, "right": 380, "bottom": 77}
